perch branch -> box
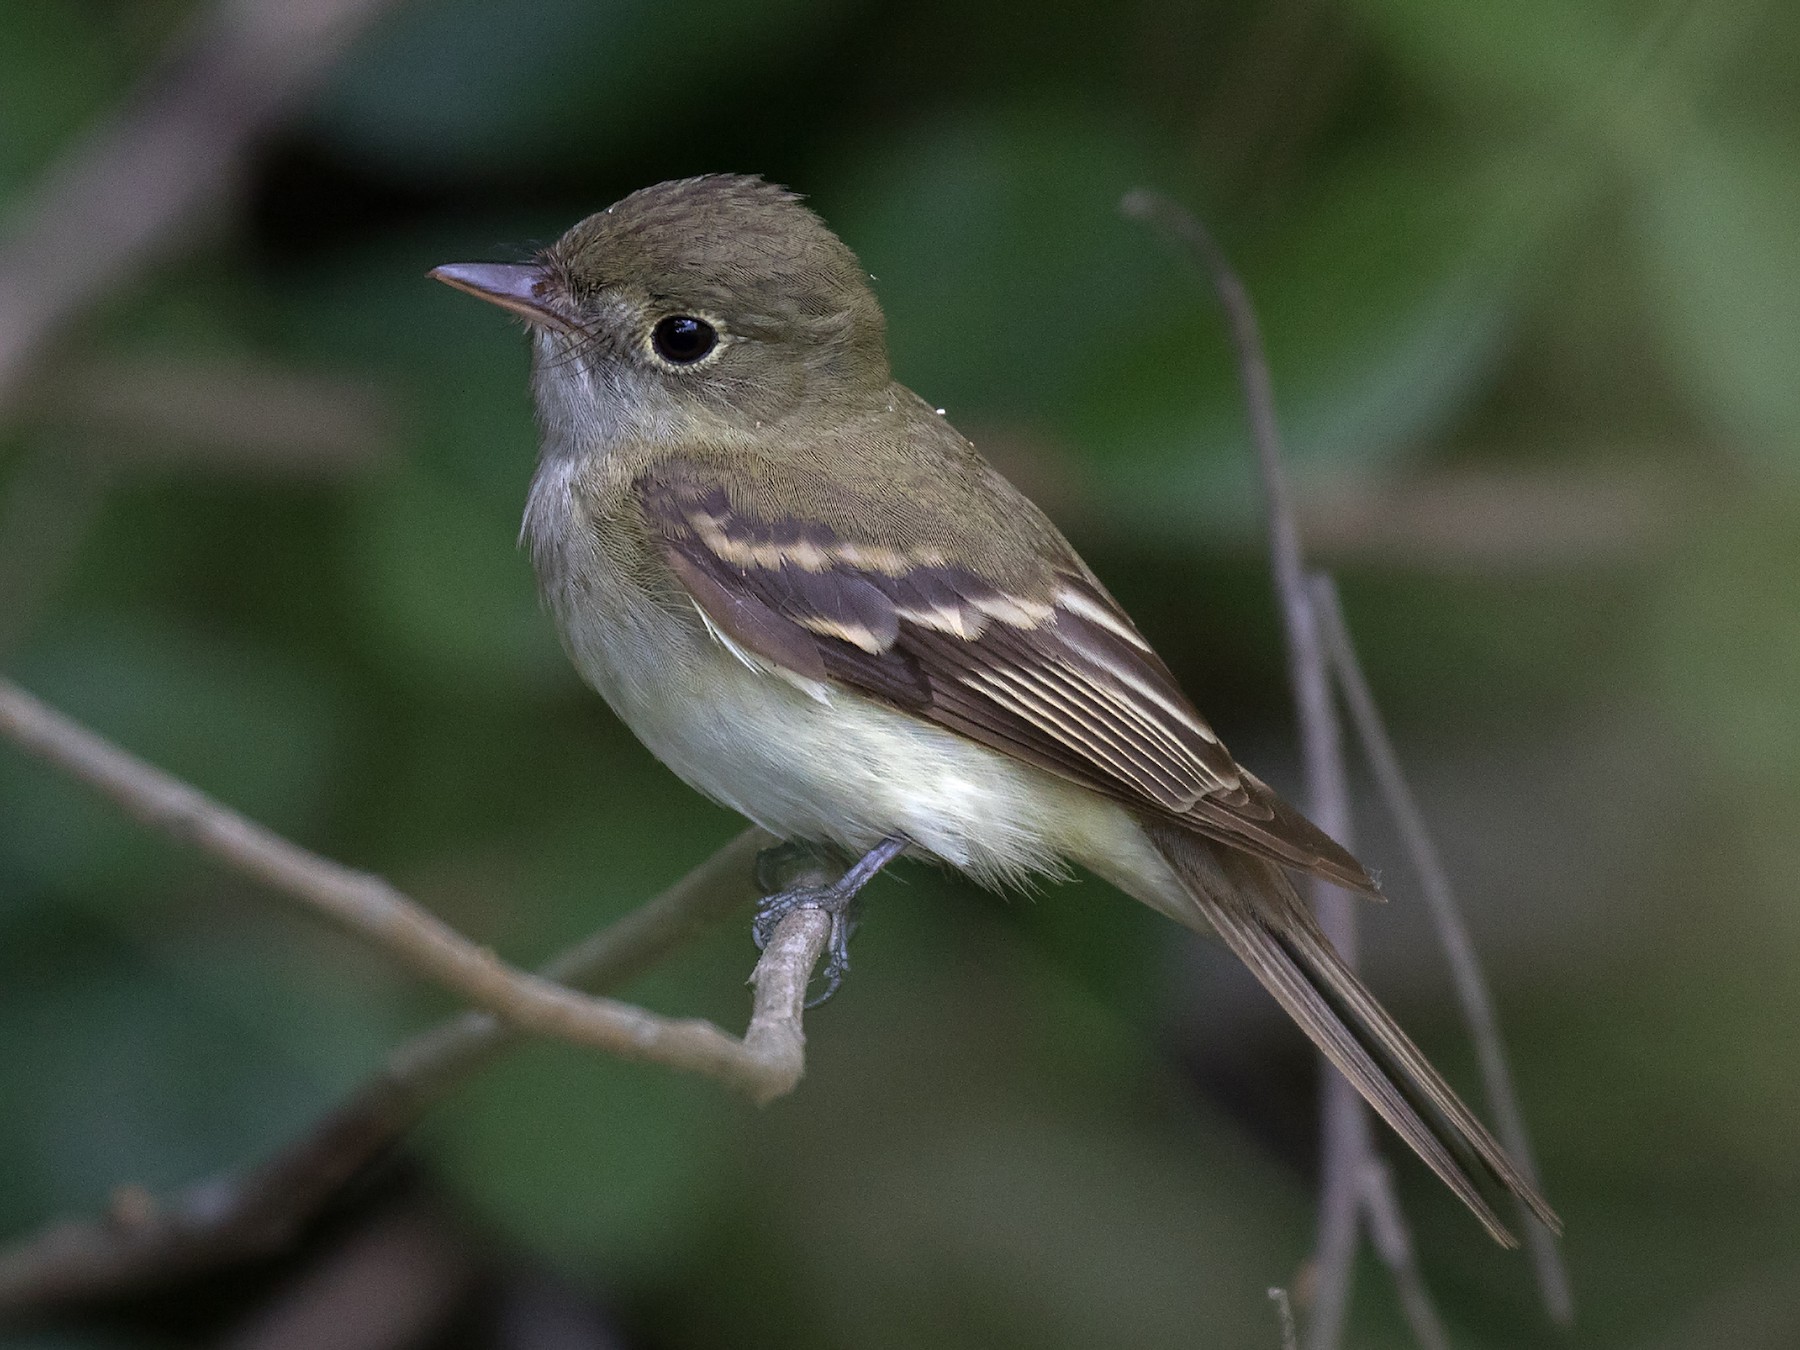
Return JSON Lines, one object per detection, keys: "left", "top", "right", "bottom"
{"left": 1312, "top": 574, "right": 1573, "bottom": 1324}
{"left": 0, "top": 671, "right": 840, "bottom": 1086}
{"left": 0, "top": 827, "right": 787, "bottom": 1313}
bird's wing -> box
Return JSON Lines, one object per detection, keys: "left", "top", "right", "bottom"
{"left": 638, "top": 466, "right": 1375, "bottom": 893}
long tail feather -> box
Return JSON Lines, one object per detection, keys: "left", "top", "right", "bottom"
{"left": 1148, "top": 824, "right": 1561, "bottom": 1247}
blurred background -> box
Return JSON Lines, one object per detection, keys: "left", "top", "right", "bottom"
{"left": 2, "top": 0, "right": 1798, "bottom": 1345}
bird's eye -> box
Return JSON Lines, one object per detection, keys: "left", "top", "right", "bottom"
{"left": 651, "top": 315, "right": 717, "bottom": 364}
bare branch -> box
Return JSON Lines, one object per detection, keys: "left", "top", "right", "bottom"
{"left": 1295, "top": 563, "right": 1365, "bottom": 1350}
{"left": 0, "top": 828, "right": 779, "bottom": 1314}
{"left": 0, "top": 0, "right": 400, "bottom": 414}
{"left": 1269, "top": 1287, "right": 1300, "bottom": 1350}
{"left": 1359, "top": 1161, "right": 1451, "bottom": 1350}
{"left": 1300, "top": 465, "right": 1670, "bottom": 570}
{"left": 1312, "top": 574, "right": 1573, "bottom": 1324}
{"left": 0, "top": 675, "right": 834, "bottom": 1095}
{"left": 742, "top": 909, "right": 833, "bottom": 1097}
{"left": 1121, "top": 188, "right": 1375, "bottom": 1349}
{"left": 1307, "top": 1041, "right": 1368, "bottom": 1347}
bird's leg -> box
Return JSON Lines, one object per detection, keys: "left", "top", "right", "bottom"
{"left": 752, "top": 835, "right": 907, "bottom": 1008}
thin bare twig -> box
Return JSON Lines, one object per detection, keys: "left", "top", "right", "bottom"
{"left": 0, "top": 828, "right": 780, "bottom": 1314}
{"left": 0, "top": 676, "right": 830, "bottom": 1102}
{"left": 1274, "top": 1288, "right": 1303, "bottom": 1350}
{"left": 1312, "top": 574, "right": 1573, "bottom": 1324}
{"left": 1293, "top": 558, "right": 1369, "bottom": 1350}
{"left": 1296, "top": 560, "right": 1365, "bottom": 1350}
{"left": 0, "top": 0, "right": 400, "bottom": 413}
{"left": 1360, "top": 1161, "right": 1451, "bottom": 1350}
{"left": 1122, "top": 188, "right": 1383, "bottom": 1349}
{"left": 1269, "top": 1288, "right": 1300, "bottom": 1350}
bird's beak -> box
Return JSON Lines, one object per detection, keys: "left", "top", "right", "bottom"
{"left": 428, "top": 261, "right": 564, "bottom": 327}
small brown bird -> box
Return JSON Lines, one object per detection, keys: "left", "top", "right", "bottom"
{"left": 430, "top": 174, "right": 1559, "bottom": 1246}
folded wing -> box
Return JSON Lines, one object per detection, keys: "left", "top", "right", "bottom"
{"left": 640, "top": 467, "right": 1376, "bottom": 894}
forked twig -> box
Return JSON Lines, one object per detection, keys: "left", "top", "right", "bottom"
{"left": 1122, "top": 189, "right": 1446, "bottom": 1348}
{"left": 1311, "top": 574, "right": 1573, "bottom": 1324}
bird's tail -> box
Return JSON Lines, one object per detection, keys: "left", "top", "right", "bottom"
{"left": 1147, "top": 823, "right": 1561, "bottom": 1247}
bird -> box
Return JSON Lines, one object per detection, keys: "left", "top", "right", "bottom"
{"left": 429, "top": 173, "right": 1559, "bottom": 1247}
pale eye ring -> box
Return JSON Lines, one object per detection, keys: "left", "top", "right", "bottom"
{"left": 651, "top": 315, "right": 718, "bottom": 364}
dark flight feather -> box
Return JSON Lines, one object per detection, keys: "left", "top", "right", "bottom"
{"left": 1149, "top": 826, "right": 1562, "bottom": 1246}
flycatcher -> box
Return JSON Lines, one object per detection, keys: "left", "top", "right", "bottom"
{"left": 431, "top": 174, "right": 1558, "bottom": 1246}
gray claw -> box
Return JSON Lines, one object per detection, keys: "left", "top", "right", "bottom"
{"left": 807, "top": 909, "right": 857, "bottom": 1009}
{"left": 748, "top": 835, "right": 904, "bottom": 1009}
{"left": 752, "top": 884, "right": 862, "bottom": 1007}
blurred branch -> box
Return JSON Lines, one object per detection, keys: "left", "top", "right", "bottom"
{"left": 35, "top": 355, "right": 394, "bottom": 477}
{"left": 1314, "top": 575, "right": 1573, "bottom": 1324}
{"left": 0, "top": 0, "right": 400, "bottom": 415}
{"left": 0, "top": 353, "right": 387, "bottom": 657}
{"left": 214, "top": 1203, "right": 475, "bottom": 1350}
{"left": 0, "top": 828, "right": 776, "bottom": 1314}
{"left": 986, "top": 426, "right": 1675, "bottom": 572}
{"left": 1269, "top": 1288, "right": 1299, "bottom": 1350}
{"left": 1122, "top": 190, "right": 1444, "bottom": 1350}
{"left": 1123, "top": 190, "right": 1490, "bottom": 1350}
{"left": 1300, "top": 465, "right": 1672, "bottom": 571}
{"left": 1359, "top": 1160, "right": 1450, "bottom": 1350}
{"left": 0, "top": 676, "right": 829, "bottom": 1090}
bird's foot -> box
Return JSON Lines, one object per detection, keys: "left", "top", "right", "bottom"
{"left": 750, "top": 835, "right": 907, "bottom": 1009}
{"left": 753, "top": 882, "right": 862, "bottom": 1008}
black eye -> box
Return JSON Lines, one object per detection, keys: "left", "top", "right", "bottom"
{"left": 651, "top": 315, "right": 717, "bottom": 364}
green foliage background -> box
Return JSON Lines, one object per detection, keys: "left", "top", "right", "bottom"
{"left": 4, "top": 0, "right": 1800, "bottom": 1345}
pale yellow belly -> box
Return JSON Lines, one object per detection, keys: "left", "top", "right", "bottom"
{"left": 554, "top": 575, "right": 1188, "bottom": 912}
